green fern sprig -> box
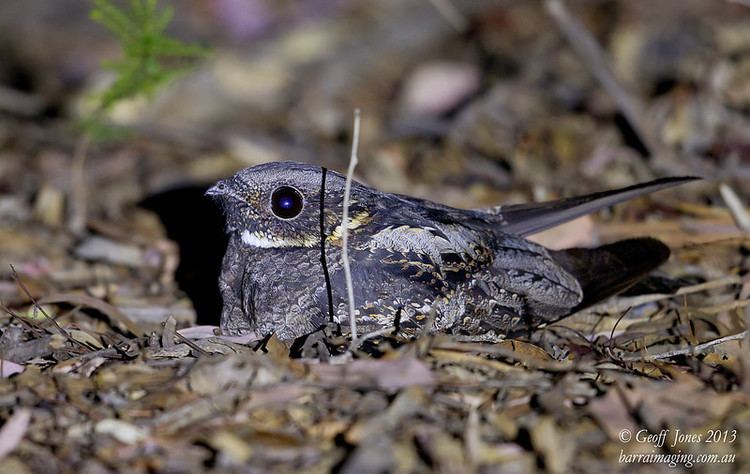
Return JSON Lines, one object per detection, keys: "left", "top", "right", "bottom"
{"left": 89, "top": 0, "right": 209, "bottom": 112}
{"left": 67, "top": 0, "right": 208, "bottom": 233}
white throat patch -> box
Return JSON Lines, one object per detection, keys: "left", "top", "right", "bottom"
{"left": 240, "top": 229, "right": 316, "bottom": 248}
{"left": 241, "top": 230, "right": 284, "bottom": 248}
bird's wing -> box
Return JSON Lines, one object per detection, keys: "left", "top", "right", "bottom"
{"left": 343, "top": 200, "right": 495, "bottom": 295}
{"left": 336, "top": 208, "right": 495, "bottom": 332}
{"left": 354, "top": 219, "right": 493, "bottom": 282}
{"left": 482, "top": 177, "right": 699, "bottom": 237}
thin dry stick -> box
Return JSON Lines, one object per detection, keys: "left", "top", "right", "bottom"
{"left": 607, "top": 308, "right": 632, "bottom": 351}
{"left": 434, "top": 340, "right": 595, "bottom": 372}
{"left": 619, "top": 330, "right": 748, "bottom": 361}
{"left": 544, "top": 0, "right": 658, "bottom": 155}
{"left": 343, "top": 109, "right": 361, "bottom": 343}
{"left": 319, "top": 167, "right": 335, "bottom": 324}
{"left": 9, "top": 264, "right": 69, "bottom": 339}
{"left": 174, "top": 331, "right": 208, "bottom": 355}
{"left": 587, "top": 275, "right": 742, "bottom": 314}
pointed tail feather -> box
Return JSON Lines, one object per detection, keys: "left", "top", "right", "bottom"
{"left": 551, "top": 237, "right": 671, "bottom": 310}
{"left": 488, "top": 177, "right": 699, "bottom": 237}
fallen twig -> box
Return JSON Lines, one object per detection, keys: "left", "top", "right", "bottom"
{"left": 619, "top": 330, "right": 748, "bottom": 361}
{"left": 174, "top": 330, "right": 208, "bottom": 355}
{"left": 585, "top": 275, "right": 743, "bottom": 314}
{"left": 433, "top": 340, "right": 597, "bottom": 373}
{"left": 9, "top": 264, "right": 70, "bottom": 339}
{"left": 343, "top": 109, "right": 361, "bottom": 343}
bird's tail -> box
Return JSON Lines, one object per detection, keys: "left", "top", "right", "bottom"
{"left": 551, "top": 237, "right": 671, "bottom": 310}
{"left": 485, "top": 177, "right": 699, "bottom": 237}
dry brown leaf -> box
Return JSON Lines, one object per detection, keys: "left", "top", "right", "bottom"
{"left": 68, "top": 329, "right": 104, "bottom": 350}
{"left": 498, "top": 339, "right": 553, "bottom": 361}
{"left": 0, "top": 409, "right": 30, "bottom": 460}
{"left": 309, "top": 356, "right": 435, "bottom": 392}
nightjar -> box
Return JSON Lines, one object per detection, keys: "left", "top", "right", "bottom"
{"left": 207, "top": 161, "right": 696, "bottom": 341}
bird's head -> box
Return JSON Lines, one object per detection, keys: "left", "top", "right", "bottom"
{"left": 206, "top": 161, "right": 362, "bottom": 249}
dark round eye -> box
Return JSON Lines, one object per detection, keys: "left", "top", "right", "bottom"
{"left": 270, "top": 186, "right": 304, "bottom": 219}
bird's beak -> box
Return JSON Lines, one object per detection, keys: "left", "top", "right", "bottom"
{"left": 205, "top": 180, "right": 227, "bottom": 198}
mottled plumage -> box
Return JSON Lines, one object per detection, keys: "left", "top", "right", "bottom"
{"left": 207, "top": 161, "right": 696, "bottom": 341}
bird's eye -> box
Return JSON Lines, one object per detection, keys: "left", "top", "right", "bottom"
{"left": 270, "top": 186, "right": 304, "bottom": 219}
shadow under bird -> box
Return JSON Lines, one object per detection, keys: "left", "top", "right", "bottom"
{"left": 206, "top": 161, "right": 697, "bottom": 342}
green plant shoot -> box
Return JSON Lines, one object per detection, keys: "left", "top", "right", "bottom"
{"left": 88, "top": 0, "right": 208, "bottom": 123}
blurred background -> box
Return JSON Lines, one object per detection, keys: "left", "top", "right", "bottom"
{"left": 0, "top": 0, "right": 748, "bottom": 327}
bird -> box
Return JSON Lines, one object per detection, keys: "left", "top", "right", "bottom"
{"left": 206, "top": 161, "right": 697, "bottom": 342}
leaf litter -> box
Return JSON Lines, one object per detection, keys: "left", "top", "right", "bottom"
{"left": 0, "top": 0, "right": 749, "bottom": 472}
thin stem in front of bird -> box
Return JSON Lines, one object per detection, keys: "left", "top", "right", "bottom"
{"left": 319, "top": 167, "right": 335, "bottom": 323}
{"left": 342, "top": 109, "right": 361, "bottom": 343}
